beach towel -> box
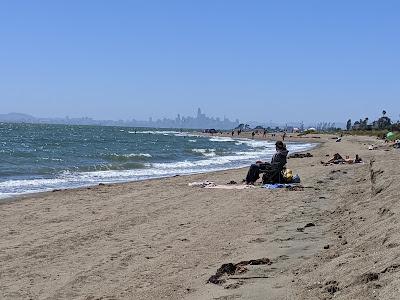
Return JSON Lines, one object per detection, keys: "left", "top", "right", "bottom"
{"left": 188, "top": 181, "right": 216, "bottom": 188}
{"left": 204, "top": 184, "right": 256, "bottom": 190}
{"left": 262, "top": 183, "right": 295, "bottom": 189}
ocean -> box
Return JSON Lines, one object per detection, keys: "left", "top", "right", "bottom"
{"left": 0, "top": 123, "right": 315, "bottom": 199}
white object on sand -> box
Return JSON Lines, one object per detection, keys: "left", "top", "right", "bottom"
{"left": 188, "top": 181, "right": 216, "bottom": 188}
{"left": 204, "top": 184, "right": 256, "bottom": 190}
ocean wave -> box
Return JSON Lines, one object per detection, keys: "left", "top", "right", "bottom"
{"left": 126, "top": 153, "right": 152, "bottom": 158}
{"left": 209, "top": 137, "right": 235, "bottom": 142}
{"left": 174, "top": 132, "right": 202, "bottom": 138}
{"left": 0, "top": 139, "right": 317, "bottom": 199}
{"left": 40, "top": 157, "right": 64, "bottom": 161}
{"left": 12, "top": 151, "right": 37, "bottom": 158}
{"left": 61, "top": 162, "right": 149, "bottom": 173}
{"left": 0, "top": 165, "right": 224, "bottom": 199}
{"left": 103, "top": 153, "right": 152, "bottom": 162}
{"left": 191, "top": 148, "right": 216, "bottom": 157}
{"left": 151, "top": 142, "right": 315, "bottom": 170}
{"left": 129, "top": 130, "right": 200, "bottom": 138}
{"left": 152, "top": 152, "right": 265, "bottom": 169}
{"left": 234, "top": 139, "right": 274, "bottom": 148}
{"left": 135, "top": 130, "right": 180, "bottom": 135}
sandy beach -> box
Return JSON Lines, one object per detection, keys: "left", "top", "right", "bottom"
{"left": 1, "top": 134, "right": 400, "bottom": 300}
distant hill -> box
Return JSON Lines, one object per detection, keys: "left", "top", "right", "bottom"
{"left": 0, "top": 113, "right": 37, "bottom": 122}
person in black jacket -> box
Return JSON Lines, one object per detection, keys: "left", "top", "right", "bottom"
{"left": 245, "top": 141, "right": 288, "bottom": 184}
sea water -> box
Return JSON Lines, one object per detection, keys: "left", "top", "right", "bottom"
{"left": 0, "top": 123, "right": 316, "bottom": 198}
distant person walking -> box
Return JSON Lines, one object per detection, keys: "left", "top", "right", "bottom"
{"left": 282, "top": 132, "right": 286, "bottom": 141}
{"left": 231, "top": 130, "right": 234, "bottom": 137}
{"left": 263, "top": 129, "right": 267, "bottom": 138}
{"left": 252, "top": 131, "right": 255, "bottom": 139}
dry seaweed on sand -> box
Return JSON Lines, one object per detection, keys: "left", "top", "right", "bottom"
{"left": 208, "top": 258, "right": 271, "bottom": 285}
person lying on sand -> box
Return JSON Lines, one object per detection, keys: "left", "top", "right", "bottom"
{"left": 322, "top": 153, "right": 362, "bottom": 165}
{"left": 328, "top": 153, "right": 345, "bottom": 163}
{"left": 245, "top": 141, "right": 288, "bottom": 184}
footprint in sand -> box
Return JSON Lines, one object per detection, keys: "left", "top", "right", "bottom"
{"left": 249, "top": 237, "right": 266, "bottom": 243}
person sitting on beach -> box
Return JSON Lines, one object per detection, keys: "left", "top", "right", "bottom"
{"left": 245, "top": 141, "right": 289, "bottom": 184}
{"left": 354, "top": 154, "right": 362, "bottom": 163}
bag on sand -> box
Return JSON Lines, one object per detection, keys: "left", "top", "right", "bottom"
{"left": 292, "top": 174, "right": 301, "bottom": 183}
{"left": 283, "top": 169, "right": 293, "bottom": 183}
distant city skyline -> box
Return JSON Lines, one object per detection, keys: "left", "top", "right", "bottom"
{"left": 0, "top": 108, "right": 241, "bottom": 130}
{"left": 1, "top": 1, "right": 399, "bottom": 122}
{"left": 0, "top": 108, "right": 348, "bottom": 130}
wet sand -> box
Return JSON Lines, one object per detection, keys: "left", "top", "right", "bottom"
{"left": 1, "top": 134, "right": 399, "bottom": 299}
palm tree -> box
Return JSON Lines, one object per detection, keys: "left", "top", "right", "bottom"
{"left": 346, "top": 119, "right": 352, "bottom": 131}
{"left": 363, "top": 117, "right": 369, "bottom": 129}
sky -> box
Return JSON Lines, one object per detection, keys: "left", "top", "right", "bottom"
{"left": 0, "top": 0, "right": 399, "bottom": 124}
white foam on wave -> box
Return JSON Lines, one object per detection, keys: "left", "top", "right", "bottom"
{"left": 125, "top": 153, "right": 152, "bottom": 158}
{"left": 40, "top": 157, "right": 64, "bottom": 161}
{"left": 107, "top": 153, "right": 152, "bottom": 159}
{"left": 153, "top": 146, "right": 280, "bottom": 169}
{"left": 286, "top": 142, "right": 316, "bottom": 152}
{"left": 191, "top": 148, "right": 207, "bottom": 153}
{"left": 234, "top": 139, "right": 274, "bottom": 148}
{"left": 174, "top": 132, "right": 202, "bottom": 138}
{"left": 191, "top": 148, "right": 216, "bottom": 157}
{"left": 134, "top": 130, "right": 180, "bottom": 135}
{"left": 209, "top": 137, "right": 235, "bottom": 142}
{"left": 130, "top": 130, "right": 201, "bottom": 138}
{"left": 0, "top": 166, "right": 223, "bottom": 199}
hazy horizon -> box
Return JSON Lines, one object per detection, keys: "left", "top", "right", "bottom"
{"left": 0, "top": 109, "right": 350, "bottom": 127}
{"left": 1, "top": 1, "right": 399, "bottom": 123}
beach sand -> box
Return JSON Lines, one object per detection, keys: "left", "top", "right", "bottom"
{"left": 1, "top": 134, "right": 399, "bottom": 299}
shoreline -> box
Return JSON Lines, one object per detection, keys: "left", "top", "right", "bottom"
{"left": 4, "top": 134, "right": 397, "bottom": 299}
{"left": 0, "top": 133, "right": 320, "bottom": 203}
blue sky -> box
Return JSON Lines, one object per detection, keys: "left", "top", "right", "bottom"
{"left": 0, "top": 0, "right": 399, "bottom": 123}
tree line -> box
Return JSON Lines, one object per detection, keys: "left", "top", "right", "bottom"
{"left": 346, "top": 110, "right": 400, "bottom": 131}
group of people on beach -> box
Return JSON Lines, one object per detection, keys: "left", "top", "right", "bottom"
{"left": 231, "top": 129, "right": 287, "bottom": 141}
